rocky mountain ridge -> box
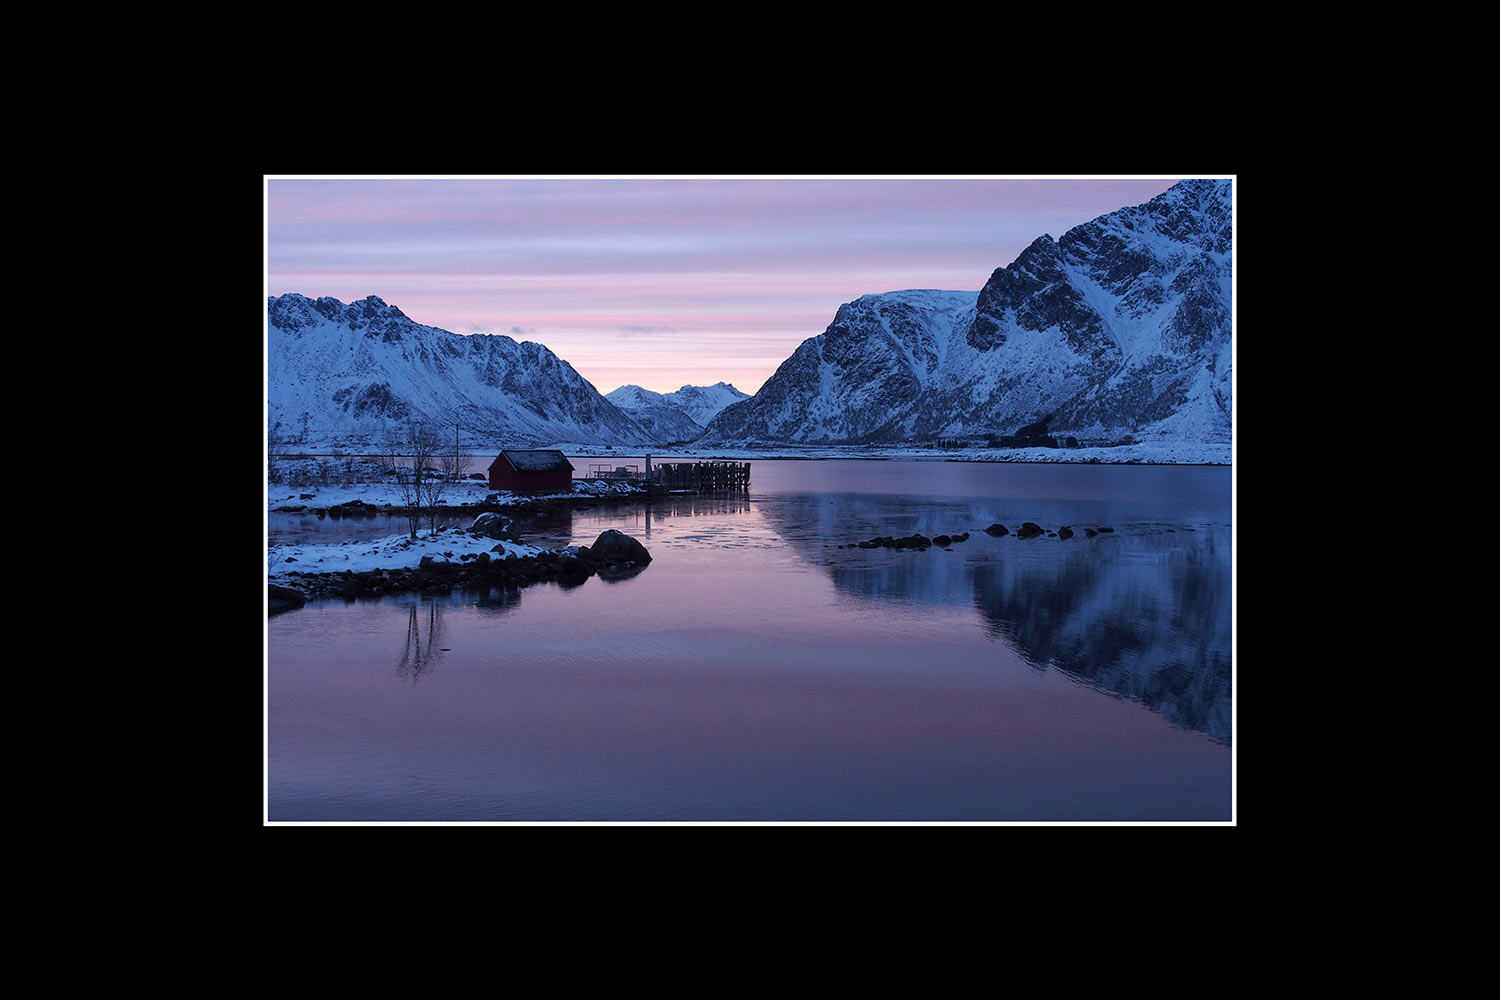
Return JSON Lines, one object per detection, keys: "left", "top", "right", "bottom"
{"left": 267, "top": 293, "right": 650, "bottom": 448}
{"left": 702, "top": 179, "right": 1232, "bottom": 447}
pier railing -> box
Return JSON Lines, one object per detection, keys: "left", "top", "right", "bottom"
{"left": 589, "top": 463, "right": 642, "bottom": 481}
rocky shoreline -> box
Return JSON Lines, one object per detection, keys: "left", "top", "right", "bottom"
{"left": 268, "top": 519, "right": 653, "bottom": 615}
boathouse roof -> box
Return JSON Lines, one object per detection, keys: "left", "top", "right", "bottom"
{"left": 488, "top": 449, "right": 575, "bottom": 472}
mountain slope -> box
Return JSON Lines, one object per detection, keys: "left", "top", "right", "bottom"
{"left": 702, "top": 179, "right": 1232, "bottom": 447}
{"left": 267, "top": 294, "right": 650, "bottom": 448}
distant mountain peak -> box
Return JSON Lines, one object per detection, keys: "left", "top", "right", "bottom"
{"left": 605, "top": 381, "right": 751, "bottom": 440}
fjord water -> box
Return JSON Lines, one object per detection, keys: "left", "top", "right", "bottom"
{"left": 267, "top": 459, "right": 1232, "bottom": 822}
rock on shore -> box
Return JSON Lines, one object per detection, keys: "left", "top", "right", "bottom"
{"left": 268, "top": 584, "right": 307, "bottom": 615}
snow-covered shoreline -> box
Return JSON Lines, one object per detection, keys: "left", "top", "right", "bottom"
{"left": 267, "top": 463, "right": 647, "bottom": 585}
{"left": 268, "top": 529, "right": 544, "bottom": 585}
{"left": 541, "top": 440, "right": 1231, "bottom": 466}
{"left": 276, "top": 440, "right": 1232, "bottom": 468}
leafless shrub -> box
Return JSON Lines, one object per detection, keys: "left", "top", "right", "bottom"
{"left": 386, "top": 422, "right": 444, "bottom": 539}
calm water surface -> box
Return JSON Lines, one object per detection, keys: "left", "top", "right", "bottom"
{"left": 267, "top": 459, "right": 1233, "bottom": 822}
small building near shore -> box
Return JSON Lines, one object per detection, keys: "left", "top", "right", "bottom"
{"left": 487, "top": 449, "right": 574, "bottom": 492}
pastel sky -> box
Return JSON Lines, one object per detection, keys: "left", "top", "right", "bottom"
{"left": 266, "top": 176, "right": 1181, "bottom": 396}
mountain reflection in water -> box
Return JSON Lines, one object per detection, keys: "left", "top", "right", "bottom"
{"left": 758, "top": 493, "right": 1232, "bottom": 745}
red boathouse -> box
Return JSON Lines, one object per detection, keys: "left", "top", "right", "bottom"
{"left": 487, "top": 449, "right": 575, "bottom": 492}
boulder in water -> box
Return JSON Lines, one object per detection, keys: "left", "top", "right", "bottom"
{"left": 588, "top": 529, "right": 652, "bottom": 566}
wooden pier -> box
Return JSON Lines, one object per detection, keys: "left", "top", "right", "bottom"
{"left": 647, "top": 460, "right": 750, "bottom": 496}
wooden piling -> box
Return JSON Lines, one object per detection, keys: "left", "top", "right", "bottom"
{"left": 647, "top": 461, "right": 750, "bottom": 496}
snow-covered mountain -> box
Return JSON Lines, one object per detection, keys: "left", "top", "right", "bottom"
{"left": 701, "top": 179, "right": 1232, "bottom": 447}
{"left": 603, "top": 386, "right": 708, "bottom": 444}
{"left": 267, "top": 293, "right": 650, "bottom": 448}
{"left": 605, "top": 382, "right": 751, "bottom": 443}
{"left": 660, "top": 382, "right": 752, "bottom": 426}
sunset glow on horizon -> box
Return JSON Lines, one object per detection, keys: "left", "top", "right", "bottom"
{"left": 266, "top": 176, "right": 1182, "bottom": 396}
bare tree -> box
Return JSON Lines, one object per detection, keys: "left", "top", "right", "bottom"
{"left": 415, "top": 424, "right": 447, "bottom": 534}
{"left": 386, "top": 424, "right": 421, "bottom": 539}
{"left": 442, "top": 422, "right": 461, "bottom": 479}
{"left": 387, "top": 422, "right": 444, "bottom": 538}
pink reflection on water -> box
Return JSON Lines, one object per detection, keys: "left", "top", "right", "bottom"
{"left": 269, "top": 461, "right": 1232, "bottom": 821}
